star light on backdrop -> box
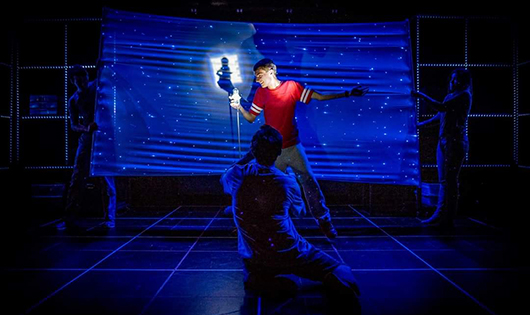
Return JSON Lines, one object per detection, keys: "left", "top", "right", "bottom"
{"left": 92, "top": 8, "right": 419, "bottom": 185}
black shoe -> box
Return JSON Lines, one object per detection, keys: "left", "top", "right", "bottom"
{"left": 420, "top": 209, "right": 445, "bottom": 225}
{"left": 319, "top": 220, "right": 338, "bottom": 239}
{"left": 56, "top": 221, "right": 81, "bottom": 231}
{"left": 56, "top": 221, "right": 67, "bottom": 231}
{"left": 421, "top": 215, "right": 442, "bottom": 225}
{"left": 57, "top": 222, "right": 84, "bottom": 234}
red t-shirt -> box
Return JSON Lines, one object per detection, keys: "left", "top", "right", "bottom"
{"left": 250, "top": 81, "right": 313, "bottom": 148}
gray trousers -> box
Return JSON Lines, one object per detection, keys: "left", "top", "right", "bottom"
{"left": 275, "top": 143, "right": 331, "bottom": 222}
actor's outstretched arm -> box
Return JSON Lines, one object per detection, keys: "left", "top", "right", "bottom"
{"left": 312, "top": 85, "right": 368, "bottom": 101}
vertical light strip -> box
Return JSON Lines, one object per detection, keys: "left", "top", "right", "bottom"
{"left": 513, "top": 35, "right": 519, "bottom": 165}
{"left": 113, "top": 31, "right": 117, "bottom": 147}
{"left": 464, "top": 18, "right": 470, "bottom": 161}
{"left": 9, "top": 39, "right": 14, "bottom": 165}
{"left": 113, "top": 85, "right": 117, "bottom": 144}
{"left": 416, "top": 16, "right": 421, "bottom": 126}
{"left": 464, "top": 18, "right": 469, "bottom": 67}
{"left": 415, "top": 16, "right": 422, "bottom": 189}
{"left": 15, "top": 43, "right": 20, "bottom": 163}
{"left": 64, "top": 24, "right": 69, "bottom": 165}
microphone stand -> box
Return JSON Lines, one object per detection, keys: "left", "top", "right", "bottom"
{"left": 230, "top": 88, "right": 242, "bottom": 158}
{"left": 216, "top": 57, "right": 242, "bottom": 159}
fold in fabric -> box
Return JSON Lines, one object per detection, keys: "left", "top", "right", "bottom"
{"left": 92, "top": 8, "right": 419, "bottom": 185}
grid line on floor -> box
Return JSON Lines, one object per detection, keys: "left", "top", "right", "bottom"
{"left": 15, "top": 205, "right": 524, "bottom": 315}
{"left": 23, "top": 206, "right": 183, "bottom": 315}
{"left": 348, "top": 205, "right": 499, "bottom": 315}
{"left": 139, "top": 208, "right": 223, "bottom": 315}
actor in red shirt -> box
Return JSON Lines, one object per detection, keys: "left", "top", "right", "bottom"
{"left": 229, "top": 58, "right": 368, "bottom": 238}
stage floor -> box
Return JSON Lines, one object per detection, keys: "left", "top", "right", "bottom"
{"left": 3, "top": 205, "right": 528, "bottom": 315}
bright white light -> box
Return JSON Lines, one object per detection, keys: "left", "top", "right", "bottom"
{"left": 210, "top": 54, "right": 243, "bottom": 86}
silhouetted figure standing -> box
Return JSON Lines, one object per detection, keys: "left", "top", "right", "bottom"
{"left": 413, "top": 69, "right": 472, "bottom": 228}
{"left": 221, "top": 125, "right": 361, "bottom": 304}
{"left": 57, "top": 65, "right": 116, "bottom": 230}
{"left": 229, "top": 58, "right": 368, "bottom": 239}
{"left": 216, "top": 56, "right": 235, "bottom": 94}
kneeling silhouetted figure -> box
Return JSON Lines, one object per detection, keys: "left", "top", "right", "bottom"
{"left": 222, "top": 125, "right": 361, "bottom": 310}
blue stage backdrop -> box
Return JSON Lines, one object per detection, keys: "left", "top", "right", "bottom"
{"left": 92, "top": 8, "right": 419, "bottom": 185}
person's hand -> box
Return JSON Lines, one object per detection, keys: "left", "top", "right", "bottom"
{"left": 349, "top": 85, "right": 369, "bottom": 97}
{"left": 87, "top": 122, "right": 99, "bottom": 132}
{"left": 229, "top": 94, "right": 241, "bottom": 110}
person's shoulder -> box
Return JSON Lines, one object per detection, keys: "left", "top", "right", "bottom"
{"left": 446, "top": 90, "right": 470, "bottom": 102}
{"left": 254, "top": 86, "right": 265, "bottom": 96}
{"left": 223, "top": 163, "right": 245, "bottom": 181}
{"left": 454, "top": 89, "right": 471, "bottom": 98}
{"left": 241, "top": 162, "right": 261, "bottom": 175}
{"left": 454, "top": 90, "right": 472, "bottom": 104}
{"left": 226, "top": 163, "right": 246, "bottom": 173}
{"left": 286, "top": 80, "right": 308, "bottom": 91}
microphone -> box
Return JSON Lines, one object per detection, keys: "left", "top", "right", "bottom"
{"left": 229, "top": 88, "right": 241, "bottom": 107}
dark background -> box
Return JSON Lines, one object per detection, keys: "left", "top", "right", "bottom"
{"left": 1, "top": 1, "right": 528, "bottom": 231}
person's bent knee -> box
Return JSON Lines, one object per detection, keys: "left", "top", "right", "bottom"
{"left": 324, "top": 265, "right": 360, "bottom": 296}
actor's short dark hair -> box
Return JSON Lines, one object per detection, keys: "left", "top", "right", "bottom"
{"left": 450, "top": 68, "right": 472, "bottom": 93}
{"left": 253, "top": 58, "right": 277, "bottom": 75}
{"left": 251, "top": 125, "right": 283, "bottom": 166}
